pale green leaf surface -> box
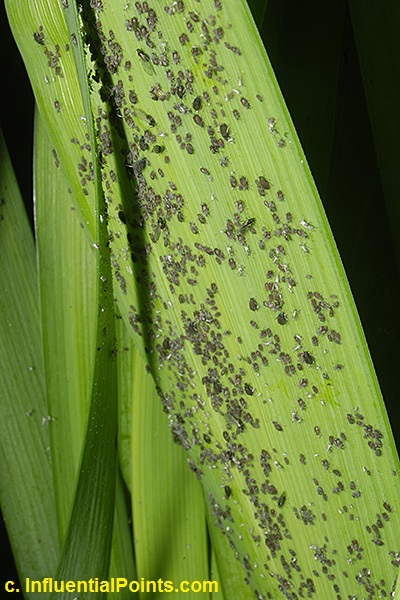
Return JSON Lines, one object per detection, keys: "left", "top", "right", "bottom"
{"left": 6, "top": 1, "right": 400, "bottom": 597}
{"left": 34, "top": 107, "right": 96, "bottom": 540}
{"left": 209, "top": 549, "right": 224, "bottom": 600}
{"left": 118, "top": 326, "right": 211, "bottom": 599}
{"left": 0, "top": 128, "right": 59, "bottom": 596}
{"left": 35, "top": 110, "right": 134, "bottom": 595}
{"left": 5, "top": 0, "right": 96, "bottom": 240}
{"left": 206, "top": 509, "right": 253, "bottom": 600}
{"left": 45, "top": 1, "right": 118, "bottom": 594}
{"left": 108, "top": 470, "right": 137, "bottom": 599}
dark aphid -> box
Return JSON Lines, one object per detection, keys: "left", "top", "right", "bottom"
{"left": 193, "top": 95, "right": 201, "bottom": 111}
{"left": 220, "top": 123, "right": 229, "bottom": 140}
{"left": 158, "top": 216, "right": 166, "bottom": 229}
{"left": 201, "top": 203, "right": 209, "bottom": 216}
{"left": 273, "top": 421, "right": 283, "bottom": 431}
{"left": 146, "top": 114, "right": 156, "bottom": 126}
{"left": 137, "top": 48, "right": 150, "bottom": 62}
{"left": 118, "top": 210, "right": 126, "bottom": 224}
{"left": 372, "top": 538, "right": 384, "bottom": 546}
{"left": 130, "top": 157, "right": 146, "bottom": 175}
{"left": 152, "top": 144, "right": 163, "bottom": 153}
{"left": 224, "top": 485, "right": 232, "bottom": 498}
{"left": 240, "top": 97, "right": 250, "bottom": 109}
{"left": 193, "top": 114, "right": 204, "bottom": 127}
{"left": 277, "top": 312, "right": 287, "bottom": 326}
{"left": 258, "top": 176, "right": 269, "bottom": 190}
{"left": 239, "top": 176, "right": 248, "bottom": 190}
{"left": 137, "top": 48, "right": 154, "bottom": 75}
{"left": 33, "top": 30, "right": 45, "bottom": 45}
{"left": 383, "top": 502, "right": 392, "bottom": 513}
{"left": 244, "top": 383, "right": 254, "bottom": 396}
{"left": 278, "top": 491, "right": 286, "bottom": 508}
{"left": 302, "top": 351, "right": 314, "bottom": 365}
{"left": 238, "top": 218, "right": 255, "bottom": 233}
{"left": 176, "top": 84, "right": 185, "bottom": 98}
{"left": 139, "top": 136, "right": 148, "bottom": 151}
{"left": 249, "top": 298, "right": 258, "bottom": 311}
{"left": 200, "top": 167, "right": 210, "bottom": 177}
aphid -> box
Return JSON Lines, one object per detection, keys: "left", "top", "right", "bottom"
{"left": 224, "top": 485, "right": 232, "bottom": 499}
{"left": 239, "top": 176, "right": 249, "bottom": 190}
{"left": 193, "top": 114, "right": 204, "bottom": 127}
{"left": 137, "top": 49, "right": 154, "bottom": 75}
{"left": 33, "top": 30, "right": 45, "bottom": 45}
{"left": 238, "top": 218, "right": 255, "bottom": 233}
{"left": 201, "top": 203, "right": 209, "bottom": 216}
{"left": 277, "top": 312, "right": 287, "bottom": 326}
{"left": 249, "top": 298, "right": 258, "bottom": 311}
{"left": 273, "top": 421, "right": 283, "bottom": 432}
{"left": 244, "top": 383, "right": 254, "bottom": 396}
{"left": 145, "top": 113, "right": 156, "bottom": 127}
{"left": 139, "top": 136, "right": 148, "bottom": 151}
{"left": 278, "top": 491, "right": 286, "bottom": 508}
{"left": 220, "top": 123, "right": 229, "bottom": 140}
{"left": 372, "top": 538, "right": 384, "bottom": 546}
{"left": 240, "top": 97, "right": 250, "bottom": 109}
{"left": 129, "top": 157, "right": 146, "bottom": 175}
{"left": 193, "top": 95, "right": 201, "bottom": 111}
{"left": 302, "top": 351, "right": 314, "bottom": 365}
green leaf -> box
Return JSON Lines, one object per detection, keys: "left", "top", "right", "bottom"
{"left": 5, "top": 1, "right": 400, "bottom": 597}
{"left": 0, "top": 127, "right": 59, "bottom": 596}
{"left": 117, "top": 319, "right": 211, "bottom": 598}
{"left": 41, "top": 1, "right": 119, "bottom": 594}
{"left": 35, "top": 108, "right": 134, "bottom": 597}
{"left": 34, "top": 106, "right": 96, "bottom": 542}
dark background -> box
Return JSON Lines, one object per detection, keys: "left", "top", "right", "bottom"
{"left": 1, "top": 0, "right": 399, "bottom": 595}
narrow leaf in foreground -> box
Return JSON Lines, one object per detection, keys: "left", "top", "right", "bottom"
{"left": 50, "top": 1, "right": 118, "bottom": 595}
{"left": 35, "top": 109, "right": 135, "bottom": 597}
{"left": 0, "top": 128, "right": 59, "bottom": 596}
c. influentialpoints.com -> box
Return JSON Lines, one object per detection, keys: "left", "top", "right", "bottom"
{"left": 5, "top": 578, "right": 218, "bottom": 594}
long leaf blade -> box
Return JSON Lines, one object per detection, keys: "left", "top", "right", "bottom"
{"left": 0, "top": 127, "right": 59, "bottom": 596}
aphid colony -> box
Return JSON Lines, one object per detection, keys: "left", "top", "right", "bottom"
{"left": 42, "top": 0, "right": 400, "bottom": 597}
